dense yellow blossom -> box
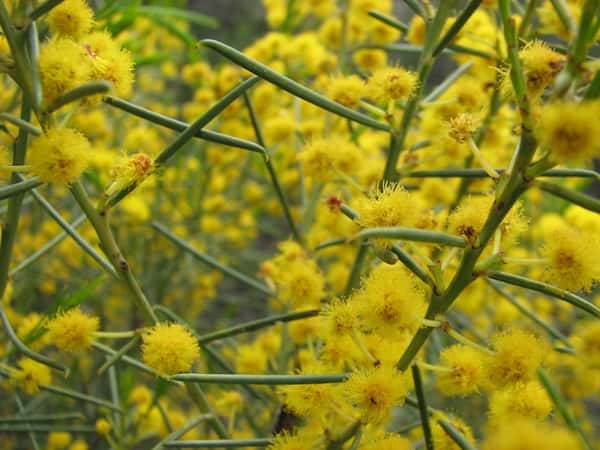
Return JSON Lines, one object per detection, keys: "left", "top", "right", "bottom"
{"left": 46, "top": 307, "right": 99, "bottom": 353}
{"left": 47, "top": 0, "right": 94, "bottom": 39}
{"left": 10, "top": 358, "right": 52, "bottom": 394}
{"left": 142, "top": 322, "right": 200, "bottom": 375}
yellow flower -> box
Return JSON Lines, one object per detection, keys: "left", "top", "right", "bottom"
{"left": 353, "top": 264, "right": 426, "bottom": 337}
{"left": 321, "top": 298, "right": 360, "bottom": 337}
{"left": 47, "top": 0, "right": 94, "bottom": 39}
{"left": 482, "top": 418, "right": 579, "bottom": 450}
{"left": 574, "top": 321, "right": 600, "bottom": 368}
{"left": 431, "top": 414, "right": 476, "bottom": 450}
{"left": 366, "top": 66, "right": 418, "bottom": 103}
{"left": 361, "top": 434, "right": 412, "bottom": 450}
{"left": 517, "top": 40, "right": 565, "bottom": 97}
{"left": 447, "top": 113, "right": 480, "bottom": 144}
{"left": 326, "top": 75, "right": 366, "bottom": 108}
{"left": 46, "top": 307, "right": 99, "bottom": 353}
{"left": 95, "top": 418, "right": 111, "bottom": 435}
{"left": 541, "top": 223, "right": 599, "bottom": 292}
{"left": 297, "top": 137, "right": 362, "bottom": 180}
{"left": 39, "top": 37, "right": 91, "bottom": 105}
{"left": 48, "top": 431, "right": 72, "bottom": 450}
{"left": 436, "top": 344, "right": 485, "bottom": 396}
{"left": 535, "top": 100, "right": 600, "bottom": 165}
{"left": 11, "top": 357, "right": 51, "bottom": 394}
{"left": 344, "top": 366, "right": 410, "bottom": 425}
{"left": 488, "top": 381, "right": 552, "bottom": 425}
{"left": 355, "top": 182, "right": 416, "bottom": 229}
{"left": 485, "top": 328, "right": 545, "bottom": 388}
{"left": 106, "top": 152, "right": 155, "bottom": 196}
{"left": 142, "top": 322, "right": 200, "bottom": 375}
{"left": 28, "top": 127, "right": 91, "bottom": 185}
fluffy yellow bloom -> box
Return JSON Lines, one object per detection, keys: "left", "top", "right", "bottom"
{"left": 268, "top": 430, "right": 319, "bottom": 450}
{"left": 279, "top": 381, "right": 336, "bottom": 418}
{"left": 535, "top": 100, "right": 600, "bottom": 165}
{"left": 517, "top": 40, "right": 565, "bottom": 97}
{"left": 81, "top": 31, "right": 135, "bottom": 98}
{"left": 69, "top": 439, "right": 89, "bottom": 450}
{"left": 321, "top": 298, "right": 360, "bottom": 337}
{"left": 482, "top": 418, "right": 579, "bottom": 450}
{"left": 39, "top": 37, "right": 91, "bottom": 105}
{"left": 297, "top": 137, "right": 362, "bottom": 180}
{"left": 28, "top": 127, "right": 91, "bottom": 185}
{"left": 326, "top": 75, "right": 366, "bottom": 108}
{"left": 47, "top": 0, "right": 94, "bottom": 39}
{"left": 11, "top": 357, "right": 51, "bottom": 394}
{"left": 47, "top": 431, "right": 72, "bottom": 450}
{"left": 574, "top": 321, "right": 600, "bottom": 368}
{"left": 353, "top": 264, "right": 426, "bottom": 336}
{"left": 355, "top": 182, "right": 416, "bottom": 229}
{"left": 366, "top": 66, "right": 418, "bottom": 103}
{"left": 106, "top": 152, "right": 154, "bottom": 196}
{"left": 344, "top": 366, "right": 410, "bottom": 425}
{"left": 95, "top": 418, "right": 111, "bottom": 435}
{"left": 361, "top": 434, "right": 412, "bottom": 450}
{"left": 485, "top": 328, "right": 545, "bottom": 388}
{"left": 541, "top": 223, "right": 599, "bottom": 292}
{"left": 447, "top": 113, "right": 480, "bottom": 144}
{"left": 46, "top": 307, "right": 99, "bottom": 353}
{"left": 142, "top": 322, "right": 200, "bottom": 375}
{"left": 436, "top": 344, "right": 485, "bottom": 396}
{"left": 488, "top": 381, "right": 552, "bottom": 425}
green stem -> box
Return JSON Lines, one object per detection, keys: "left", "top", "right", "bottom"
{"left": 152, "top": 221, "right": 273, "bottom": 296}
{"left": 0, "top": 176, "right": 42, "bottom": 201}
{"left": 197, "top": 309, "right": 319, "bottom": 344}
{"left": 71, "top": 181, "right": 158, "bottom": 324}
{"left": 411, "top": 365, "right": 434, "bottom": 450}
{"left": 0, "top": 112, "right": 41, "bottom": 136}
{"left": 357, "top": 227, "right": 466, "bottom": 248}
{"left": 390, "top": 244, "right": 435, "bottom": 289}
{"left": 487, "top": 279, "right": 572, "bottom": 347}
{"left": 44, "top": 80, "right": 111, "bottom": 113}
{"left": 535, "top": 179, "right": 600, "bottom": 213}
{"left": 185, "top": 384, "right": 229, "bottom": 439}
{"left": 164, "top": 439, "right": 272, "bottom": 448}
{"left": 201, "top": 39, "right": 390, "bottom": 131}
{"left": 14, "top": 394, "right": 40, "bottom": 450}
{"left": 432, "top": 0, "right": 484, "bottom": 57}
{"left": 151, "top": 414, "right": 213, "bottom": 450}
{"left": 538, "top": 368, "right": 593, "bottom": 450}
{"left": 404, "top": 168, "right": 598, "bottom": 178}
{"left": 367, "top": 10, "right": 408, "bottom": 32}
{"left": 172, "top": 373, "right": 348, "bottom": 384}
{"left": 423, "top": 61, "right": 473, "bottom": 103}
{"left": 0, "top": 413, "right": 84, "bottom": 423}
{"left": 96, "top": 335, "right": 141, "bottom": 376}
{"left": 344, "top": 241, "right": 369, "bottom": 296}
{"left": 40, "top": 384, "right": 122, "bottom": 412}
{"left": 28, "top": 0, "right": 65, "bottom": 21}
{"left": 487, "top": 271, "right": 600, "bottom": 317}
{"left": 437, "top": 419, "right": 477, "bottom": 450}
{"left": 242, "top": 92, "right": 302, "bottom": 243}
{"left": 103, "top": 96, "right": 266, "bottom": 154}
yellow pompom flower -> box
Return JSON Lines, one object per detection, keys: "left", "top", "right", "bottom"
{"left": 46, "top": 307, "right": 99, "bottom": 353}
{"left": 353, "top": 264, "right": 426, "bottom": 337}
{"left": 485, "top": 328, "right": 545, "bottom": 388}
{"left": 39, "top": 37, "right": 91, "bottom": 105}
{"left": 106, "top": 152, "right": 154, "bottom": 196}
{"left": 535, "top": 100, "right": 600, "bottom": 165}
{"left": 28, "top": 127, "right": 91, "bottom": 185}
{"left": 11, "top": 357, "right": 52, "bottom": 394}
{"left": 47, "top": 0, "right": 94, "bottom": 39}
{"left": 47, "top": 431, "right": 72, "bottom": 450}
{"left": 361, "top": 434, "right": 412, "bottom": 450}
{"left": 321, "top": 298, "right": 360, "bottom": 338}
{"left": 344, "top": 366, "right": 410, "bottom": 425}
{"left": 366, "top": 66, "right": 418, "bottom": 103}
{"left": 447, "top": 113, "right": 480, "bottom": 144}
{"left": 355, "top": 181, "right": 416, "bottom": 229}
{"left": 436, "top": 344, "right": 485, "bottom": 396}
{"left": 482, "top": 418, "right": 579, "bottom": 450}
{"left": 574, "top": 321, "right": 600, "bottom": 368}
{"left": 540, "top": 223, "right": 599, "bottom": 292}
{"left": 142, "top": 322, "right": 200, "bottom": 375}
{"left": 488, "top": 381, "right": 552, "bottom": 425}
{"left": 431, "top": 414, "right": 476, "bottom": 450}
{"left": 297, "top": 137, "right": 361, "bottom": 180}
{"left": 326, "top": 75, "right": 366, "bottom": 108}
{"left": 81, "top": 31, "right": 135, "bottom": 98}
{"left": 95, "top": 418, "right": 111, "bottom": 435}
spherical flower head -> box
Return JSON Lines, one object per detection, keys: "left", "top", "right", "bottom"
{"left": 47, "top": 0, "right": 94, "bottom": 39}
{"left": 574, "top": 321, "right": 600, "bottom": 368}
{"left": 321, "top": 298, "right": 360, "bottom": 337}
{"left": 11, "top": 357, "right": 52, "bottom": 394}
{"left": 106, "top": 152, "right": 155, "bottom": 196}
{"left": 28, "top": 127, "right": 91, "bottom": 185}
{"left": 268, "top": 430, "right": 319, "bottom": 450}
{"left": 95, "top": 418, "right": 111, "bottom": 435}
{"left": 326, "top": 75, "right": 366, "bottom": 108}
{"left": 431, "top": 414, "right": 475, "bottom": 450}
{"left": 361, "top": 434, "right": 411, "bottom": 450}
{"left": 279, "top": 380, "right": 335, "bottom": 418}
{"left": 39, "top": 37, "right": 91, "bottom": 105}
{"left": 482, "top": 418, "right": 579, "bottom": 450}
{"left": 436, "top": 344, "right": 485, "bottom": 396}
{"left": 275, "top": 258, "right": 325, "bottom": 309}
{"left": 407, "top": 15, "right": 426, "bottom": 44}
{"left": 541, "top": 224, "right": 599, "bottom": 292}
{"left": 367, "top": 66, "right": 418, "bottom": 103}
{"left": 535, "top": 100, "right": 600, "bottom": 165}
{"left": 81, "top": 31, "right": 134, "bottom": 98}
{"left": 488, "top": 381, "right": 552, "bottom": 426}
{"left": 354, "top": 264, "right": 426, "bottom": 336}
{"left": 344, "top": 366, "right": 410, "bottom": 425}
{"left": 517, "top": 40, "right": 565, "bottom": 97}
{"left": 485, "top": 328, "right": 545, "bottom": 388}
{"left": 142, "top": 322, "right": 200, "bottom": 375}
{"left": 297, "top": 137, "right": 361, "bottom": 180}
{"left": 447, "top": 113, "right": 480, "bottom": 144}
{"left": 47, "top": 431, "right": 72, "bottom": 450}
{"left": 46, "top": 307, "right": 99, "bottom": 353}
